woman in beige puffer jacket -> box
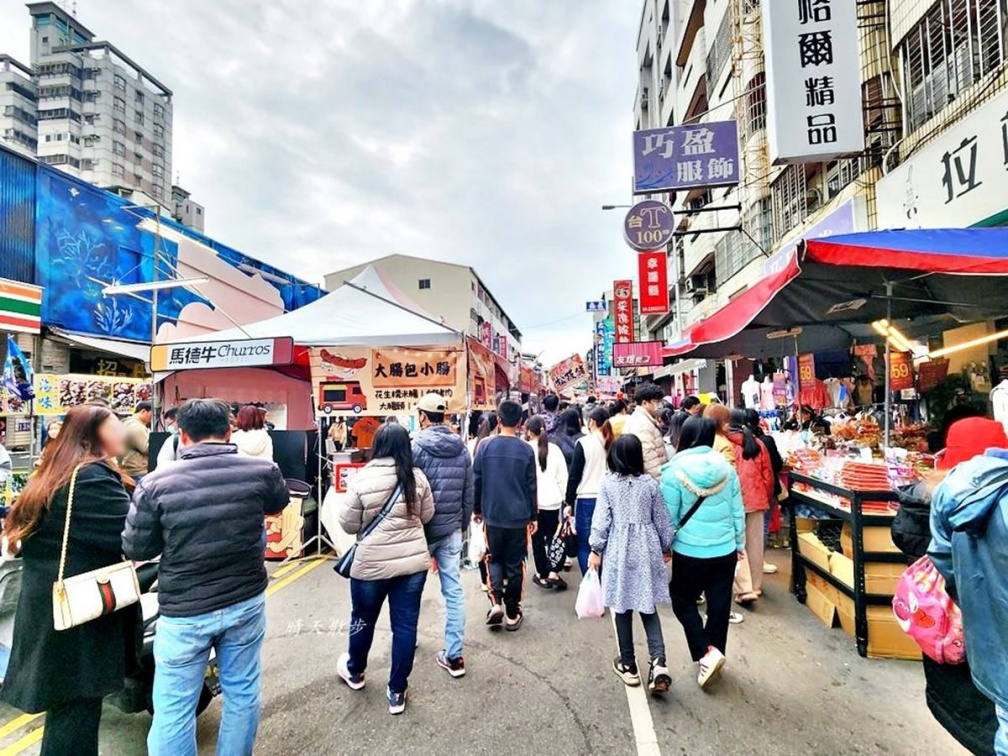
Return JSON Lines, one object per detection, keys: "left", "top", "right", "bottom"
{"left": 335, "top": 422, "right": 435, "bottom": 713}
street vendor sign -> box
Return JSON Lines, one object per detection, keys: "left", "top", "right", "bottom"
{"left": 151, "top": 337, "right": 295, "bottom": 371}
{"left": 548, "top": 354, "right": 589, "bottom": 394}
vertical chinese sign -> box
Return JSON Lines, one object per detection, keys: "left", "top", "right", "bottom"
{"left": 612, "top": 280, "right": 635, "bottom": 344}
{"left": 762, "top": 0, "right": 864, "bottom": 163}
{"left": 637, "top": 251, "right": 669, "bottom": 315}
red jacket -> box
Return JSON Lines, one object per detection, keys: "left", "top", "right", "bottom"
{"left": 727, "top": 431, "right": 773, "bottom": 513}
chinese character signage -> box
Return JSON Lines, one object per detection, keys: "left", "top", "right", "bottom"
{"left": 467, "top": 337, "right": 497, "bottom": 410}
{"left": 595, "top": 318, "right": 615, "bottom": 377}
{"left": 623, "top": 200, "right": 675, "bottom": 251}
{"left": 612, "top": 280, "right": 635, "bottom": 344}
{"left": 151, "top": 337, "right": 295, "bottom": 372}
{"left": 585, "top": 300, "right": 607, "bottom": 313}
{"left": 637, "top": 251, "right": 670, "bottom": 315}
{"left": 480, "top": 321, "right": 492, "bottom": 349}
{"left": 597, "top": 376, "right": 622, "bottom": 396}
{"left": 310, "top": 346, "right": 466, "bottom": 417}
{"left": 612, "top": 341, "right": 663, "bottom": 369}
{"left": 877, "top": 89, "right": 1008, "bottom": 230}
{"left": 547, "top": 354, "right": 589, "bottom": 394}
{"left": 633, "top": 121, "right": 740, "bottom": 193}
{"left": 497, "top": 334, "right": 508, "bottom": 360}
{"left": 916, "top": 358, "right": 949, "bottom": 393}
{"left": 887, "top": 351, "right": 914, "bottom": 392}
{"left": 32, "top": 373, "right": 152, "bottom": 416}
{"left": 762, "top": 0, "right": 864, "bottom": 163}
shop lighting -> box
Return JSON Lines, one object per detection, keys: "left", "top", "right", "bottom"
{"left": 872, "top": 319, "right": 918, "bottom": 355}
{"left": 102, "top": 277, "right": 210, "bottom": 296}
{"left": 928, "top": 327, "right": 1008, "bottom": 359}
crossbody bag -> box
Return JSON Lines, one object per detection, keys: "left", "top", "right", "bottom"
{"left": 334, "top": 483, "right": 402, "bottom": 579}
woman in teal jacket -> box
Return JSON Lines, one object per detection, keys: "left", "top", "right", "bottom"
{"left": 661, "top": 415, "right": 745, "bottom": 690}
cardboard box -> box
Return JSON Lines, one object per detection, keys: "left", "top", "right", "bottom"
{"left": 828, "top": 552, "right": 906, "bottom": 596}
{"left": 797, "top": 532, "right": 832, "bottom": 572}
{"left": 835, "top": 595, "right": 922, "bottom": 660}
{"left": 841, "top": 522, "right": 900, "bottom": 558}
{"left": 795, "top": 516, "right": 815, "bottom": 535}
{"left": 804, "top": 572, "right": 838, "bottom": 628}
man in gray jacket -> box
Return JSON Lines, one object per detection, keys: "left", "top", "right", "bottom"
{"left": 412, "top": 392, "right": 474, "bottom": 678}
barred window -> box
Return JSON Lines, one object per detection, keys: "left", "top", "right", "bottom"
{"left": 744, "top": 73, "right": 767, "bottom": 138}
{"left": 771, "top": 165, "right": 808, "bottom": 243}
{"left": 706, "top": 12, "right": 733, "bottom": 90}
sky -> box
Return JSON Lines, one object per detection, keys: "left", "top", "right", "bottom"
{"left": 0, "top": 0, "right": 640, "bottom": 365}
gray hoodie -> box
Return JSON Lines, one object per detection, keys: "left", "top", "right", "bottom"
{"left": 412, "top": 425, "right": 474, "bottom": 542}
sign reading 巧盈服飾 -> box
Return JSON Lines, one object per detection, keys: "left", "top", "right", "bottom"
{"left": 632, "top": 121, "right": 740, "bottom": 194}
{"left": 151, "top": 337, "right": 295, "bottom": 372}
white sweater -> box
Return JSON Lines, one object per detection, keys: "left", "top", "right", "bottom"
{"left": 574, "top": 433, "right": 608, "bottom": 499}
{"left": 528, "top": 440, "right": 568, "bottom": 511}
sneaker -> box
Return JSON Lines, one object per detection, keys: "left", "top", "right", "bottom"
{"left": 486, "top": 604, "right": 505, "bottom": 627}
{"left": 532, "top": 574, "right": 553, "bottom": 590}
{"left": 648, "top": 658, "right": 671, "bottom": 695}
{"left": 612, "top": 657, "right": 641, "bottom": 686}
{"left": 505, "top": 611, "right": 523, "bottom": 632}
{"left": 387, "top": 687, "right": 406, "bottom": 715}
{"left": 337, "top": 652, "right": 365, "bottom": 691}
{"left": 436, "top": 651, "right": 466, "bottom": 678}
{"left": 697, "top": 646, "right": 726, "bottom": 689}
{"left": 763, "top": 563, "right": 779, "bottom": 574}
{"left": 729, "top": 612, "right": 745, "bottom": 625}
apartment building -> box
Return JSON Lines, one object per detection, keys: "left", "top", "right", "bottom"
{"left": 325, "top": 254, "right": 523, "bottom": 367}
{"left": 171, "top": 184, "right": 205, "bottom": 233}
{"left": 0, "top": 55, "right": 37, "bottom": 157}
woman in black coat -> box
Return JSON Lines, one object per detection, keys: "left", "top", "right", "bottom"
{"left": 2, "top": 404, "right": 140, "bottom": 756}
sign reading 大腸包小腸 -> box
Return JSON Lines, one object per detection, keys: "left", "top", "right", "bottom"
{"left": 623, "top": 200, "right": 675, "bottom": 251}
{"left": 762, "top": 0, "right": 864, "bottom": 164}
{"left": 632, "top": 121, "right": 740, "bottom": 194}
{"left": 150, "top": 337, "right": 295, "bottom": 372}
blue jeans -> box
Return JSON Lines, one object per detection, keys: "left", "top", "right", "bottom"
{"left": 149, "top": 592, "right": 266, "bottom": 756}
{"left": 348, "top": 571, "right": 427, "bottom": 694}
{"left": 575, "top": 497, "right": 597, "bottom": 575}
{"left": 429, "top": 531, "right": 465, "bottom": 659}
{"left": 996, "top": 704, "right": 1007, "bottom": 756}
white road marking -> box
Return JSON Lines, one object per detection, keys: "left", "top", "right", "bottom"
{"left": 609, "top": 613, "right": 662, "bottom": 756}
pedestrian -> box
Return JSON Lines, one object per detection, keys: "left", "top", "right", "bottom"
{"left": 703, "top": 404, "right": 736, "bottom": 469}
{"left": 336, "top": 422, "right": 435, "bottom": 714}
{"left": 622, "top": 383, "right": 669, "bottom": 480}
{"left": 682, "top": 395, "right": 702, "bottom": 416}
{"left": 929, "top": 417, "right": 1008, "bottom": 756}
{"left": 473, "top": 399, "right": 537, "bottom": 631}
{"left": 2, "top": 405, "right": 139, "bottom": 756}
{"left": 122, "top": 398, "right": 289, "bottom": 754}
{"left": 565, "top": 406, "right": 614, "bottom": 574}
{"left": 582, "top": 395, "right": 598, "bottom": 424}
{"left": 120, "top": 400, "right": 152, "bottom": 481}
{"left": 412, "top": 393, "right": 474, "bottom": 679}
{"left": 608, "top": 399, "right": 629, "bottom": 437}
{"left": 744, "top": 408, "right": 784, "bottom": 562}
{"left": 468, "top": 411, "right": 499, "bottom": 588}
{"left": 588, "top": 435, "right": 674, "bottom": 695}
{"left": 525, "top": 416, "right": 569, "bottom": 591}
{"left": 155, "top": 407, "right": 182, "bottom": 467}
{"left": 552, "top": 407, "right": 585, "bottom": 465}
{"left": 542, "top": 393, "right": 561, "bottom": 435}
{"left": 667, "top": 410, "right": 689, "bottom": 459}
{"left": 329, "top": 416, "right": 347, "bottom": 453}
{"left": 230, "top": 405, "right": 274, "bottom": 460}
{"left": 726, "top": 409, "right": 773, "bottom": 605}
{"left": 662, "top": 416, "right": 745, "bottom": 689}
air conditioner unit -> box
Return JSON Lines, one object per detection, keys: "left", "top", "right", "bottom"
{"left": 686, "top": 274, "right": 708, "bottom": 295}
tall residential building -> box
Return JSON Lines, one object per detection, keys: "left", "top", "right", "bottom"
{"left": 325, "top": 254, "right": 523, "bottom": 367}
{"left": 171, "top": 184, "right": 204, "bottom": 233}
{"left": 0, "top": 55, "right": 37, "bottom": 157}
{"left": 24, "top": 2, "right": 174, "bottom": 202}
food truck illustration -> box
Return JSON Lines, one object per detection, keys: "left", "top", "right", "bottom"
{"left": 318, "top": 381, "right": 367, "bottom": 414}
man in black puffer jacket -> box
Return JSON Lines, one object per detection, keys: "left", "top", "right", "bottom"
{"left": 412, "top": 392, "right": 474, "bottom": 679}
{"left": 123, "top": 398, "right": 288, "bottom": 754}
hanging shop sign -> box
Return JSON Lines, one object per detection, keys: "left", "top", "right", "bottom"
{"left": 467, "top": 337, "right": 497, "bottom": 411}
{"left": 597, "top": 376, "right": 622, "bottom": 396}
{"left": 595, "top": 318, "right": 615, "bottom": 377}
{"left": 310, "top": 346, "right": 466, "bottom": 417}
{"left": 585, "top": 300, "right": 607, "bottom": 313}
{"left": 632, "top": 121, "right": 740, "bottom": 193}
{"left": 887, "top": 351, "right": 915, "bottom": 392}
{"left": 637, "top": 251, "right": 670, "bottom": 315}
{"left": 151, "top": 337, "right": 295, "bottom": 372}
{"left": 480, "top": 321, "right": 493, "bottom": 349}
{"left": 547, "top": 354, "right": 589, "bottom": 394}
{"left": 762, "top": 0, "right": 864, "bottom": 164}
{"left": 798, "top": 353, "right": 817, "bottom": 390}
{"left": 333, "top": 463, "right": 366, "bottom": 494}
{"left": 613, "top": 341, "right": 664, "bottom": 369}
{"left": 0, "top": 279, "right": 42, "bottom": 335}
{"left": 32, "top": 373, "right": 152, "bottom": 416}
{"left": 623, "top": 200, "right": 675, "bottom": 251}
{"left": 612, "top": 280, "right": 636, "bottom": 344}
{"left": 916, "top": 358, "right": 950, "bottom": 393}
{"left": 877, "top": 88, "right": 1008, "bottom": 229}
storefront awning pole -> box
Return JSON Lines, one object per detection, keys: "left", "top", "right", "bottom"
{"left": 884, "top": 285, "right": 892, "bottom": 449}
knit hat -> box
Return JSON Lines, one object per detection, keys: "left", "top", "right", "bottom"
{"left": 938, "top": 417, "right": 1008, "bottom": 470}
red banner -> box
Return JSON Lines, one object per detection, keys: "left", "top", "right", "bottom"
{"left": 613, "top": 341, "right": 663, "bottom": 368}
{"left": 798, "top": 353, "right": 816, "bottom": 389}
{"left": 637, "top": 251, "right": 669, "bottom": 315}
{"left": 888, "top": 351, "right": 915, "bottom": 392}
{"left": 480, "top": 321, "right": 492, "bottom": 349}
{"left": 917, "top": 358, "right": 949, "bottom": 393}
{"left": 613, "top": 280, "right": 635, "bottom": 344}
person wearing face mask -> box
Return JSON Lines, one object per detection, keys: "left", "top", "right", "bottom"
{"left": 155, "top": 407, "right": 182, "bottom": 468}
{"left": 622, "top": 383, "right": 669, "bottom": 481}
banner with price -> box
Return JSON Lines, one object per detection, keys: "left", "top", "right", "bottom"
{"left": 798, "top": 354, "right": 816, "bottom": 390}
{"left": 887, "top": 351, "right": 914, "bottom": 391}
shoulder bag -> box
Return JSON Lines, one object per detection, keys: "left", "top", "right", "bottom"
{"left": 672, "top": 494, "right": 708, "bottom": 539}
{"left": 334, "top": 483, "right": 402, "bottom": 579}
{"left": 52, "top": 465, "right": 141, "bottom": 631}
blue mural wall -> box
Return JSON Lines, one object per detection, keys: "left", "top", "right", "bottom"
{"left": 31, "top": 165, "right": 322, "bottom": 342}
{"left": 0, "top": 147, "right": 36, "bottom": 284}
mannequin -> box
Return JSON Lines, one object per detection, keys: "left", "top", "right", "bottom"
{"left": 760, "top": 375, "right": 775, "bottom": 410}
{"left": 741, "top": 375, "right": 760, "bottom": 409}
{"left": 823, "top": 376, "right": 842, "bottom": 408}
{"left": 992, "top": 380, "right": 1008, "bottom": 433}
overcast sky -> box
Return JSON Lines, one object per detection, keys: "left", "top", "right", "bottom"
{"left": 0, "top": 0, "right": 640, "bottom": 365}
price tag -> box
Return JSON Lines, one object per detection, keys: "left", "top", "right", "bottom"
{"left": 798, "top": 354, "right": 816, "bottom": 389}
{"left": 888, "top": 352, "right": 914, "bottom": 392}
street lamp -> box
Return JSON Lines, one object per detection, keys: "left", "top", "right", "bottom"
{"left": 601, "top": 204, "right": 632, "bottom": 210}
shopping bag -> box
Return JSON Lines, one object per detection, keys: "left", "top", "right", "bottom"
{"left": 893, "top": 555, "right": 966, "bottom": 664}
{"left": 320, "top": 487, "right": 356, "bottom": 557}
{"left": 467, "top": 521, "right": 487, "bottom": 564}
{"left": 575, "top": 568, "right": 605, "bottom": 619}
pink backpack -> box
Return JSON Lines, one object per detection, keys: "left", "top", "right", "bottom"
{"left": 892, "top": 555, "right": 966, "bottom": 664}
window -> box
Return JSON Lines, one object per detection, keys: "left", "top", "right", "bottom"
{"left": 83, "top": 67, "right": 99, "bottom": 79}
{"left": 151, "top": 184, "right": 163, "bottom": 199}
{"left": 113, "top": 96, "right": 126, "bottom": 113}
{"left": 418, "top": 279, "right": 431, "bottom": 290}
{"left": 152, "top": 143, "right": 164, "bottom": 158}
{"left": 81, "top": 158, "right": 93, "bottom": 170}
{"left": 152, "top": 164, "right": 164, "bottom": 178}
{"left": 706, "top": 12, "right": 732, "bottom": 90}
{"left": 744, "top": 72, "right": 767, "bottom": 137}
{"left": 113, "top": 119, "right": 126, "bottom": 135}
{"left": 134, "top": 110, "right": 144, "bottom": 125}
{"left": 6, "top": 81, "right": 35, "bottom": 101}
{"left": 113, "top": 141, "right": 125, "bottom": 156}
{"left": 153, "top": 122, "right": 164, "bottom": 139}
{"left": 135, "top": 131, "right": 143, "bottom": 143}
{"left": 135, "top": 90, "right": 144, "bottom": 103}
{"left": 134, "top": 151, "right": 142, "bottom": 163}
{"left": 112, "top": 162, "right": 124, "bottom": 177}
{"left": 153, "top": 103, "right": 165, "bottom": 120}
{"left": 114, "top": 74, "right": 126, "bottom": 91}
{"left": 196, "top": 207, "right": 202, "bottom": 215}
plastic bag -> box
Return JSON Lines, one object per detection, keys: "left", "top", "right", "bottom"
{"left": 467, "top": 521, "right": 487, "bottom": 565}
{"left": 575, "top": 568, "right": 605, "bottom": 619}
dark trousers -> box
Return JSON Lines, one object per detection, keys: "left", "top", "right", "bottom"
{"left": 347, "top": 570, "right": 427, "bottom": 694}
{"left": 42, "top": 697, "right": 103, "bottom": 756}
{"left": 614, "top": 611, "right": 666, "bottom": 668}
{"left": 530, "top": 509, "right": 560, "bottom": 579}
{"left": 670, "top": 551, "right": 737, "bottom": 661}
{"left": 484, "top": 525, "right": 527, "bottom": 617}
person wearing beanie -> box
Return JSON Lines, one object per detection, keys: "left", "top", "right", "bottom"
{"left": 929, "top": 417, "right": 1008, "bottom": 755}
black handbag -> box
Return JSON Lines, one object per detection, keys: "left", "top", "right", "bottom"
{"left": 547, "top": 521, "right": 569, "bottom": 572}
{"left": 334, "top": 483, "right": 402, "bottom": 579}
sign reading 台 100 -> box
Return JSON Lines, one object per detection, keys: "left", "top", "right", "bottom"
{"left": 632, "top": 121, "right": 740, "bottom": 194}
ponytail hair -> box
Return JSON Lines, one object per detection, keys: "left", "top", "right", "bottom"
{"left": 526, "top": 415, "right": 549, "bottom": 472}
{"left": 587, "top": 406, "right": 613, "bottom": 451}
{"left": 728, "top": 409, "right": 761, "bottom": 460}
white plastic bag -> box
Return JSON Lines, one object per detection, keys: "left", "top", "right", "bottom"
{"left": 321, "top": 486, "right": 356, "bottom": 557}
{"left": 575, "top": 568, "right": 605, "bottom": 619}
{"left": 467, "top": 520, "right": 487, "bottom": 564}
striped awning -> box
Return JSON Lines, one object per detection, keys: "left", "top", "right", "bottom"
{"left": 0, "top": 278, "right": 42, "bottom": 334}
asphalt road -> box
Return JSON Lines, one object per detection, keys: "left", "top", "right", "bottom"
{"left": 0, "top": 549, "right": 970, "bottom": 755}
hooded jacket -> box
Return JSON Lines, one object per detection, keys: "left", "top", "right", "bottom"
{"left": 726, "top": 431, "right": 773, "bottom": 513}
{"left": 660, "top": 447, "right": 744, "bottom": 559}
{"left": 231, "top": 428, "right": 274, "bottom": 461}
{"left": 412, "top": 424, "right": 474, "bottom": 542}
{"left": 930, "top": 449, "right": 1008, "bottom": 710}
{"left": 623, "top": 406, "right": 668, "bottom": 481}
